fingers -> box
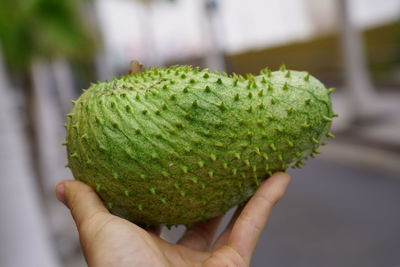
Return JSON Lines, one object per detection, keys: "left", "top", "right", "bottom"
{"left": 177, "top": 215, "right": 224, "bottom": 251}
{"left": 212, "top": 205, "right": 244, "bottom": 251}
{"left": 55, "top": 180, "right": 109, "bottom": 230}
{"left": 227, "top": 172, "right": 291, "bottom": 264}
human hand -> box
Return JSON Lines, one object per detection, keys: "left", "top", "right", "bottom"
{"left": 55, "top": 172, "right": 291, "bottom": 267}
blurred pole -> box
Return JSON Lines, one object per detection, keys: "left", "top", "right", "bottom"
{"left": 138, "top": 0, "right": 160, "bottom": 67}
{"left": 202, "top": 0, "right": 226, "bottom": 71}
{"left": 304, "top": 0, "right": 338, "bottom": 34}
{"left": 30, "top": 59, "right": 81, "bottom": 262}
{"left": 0, "top": 50, "right": 61, "bottom": 267}
{"left": 92, "top": 0, "right": 117, "bottom": 81}
{"left": 29, "top": 59, "right": 72, "bottom": 193}
{"left": 138, "top": 0, "right": 158, "bottom": 67}
{"left": 51, "top": 57, "right": 85, "bottom": 261}
{"left": 52, "top": 58, "right": 76, "bottom": 115}
{"left": 337, "top": 0, "right": 379, "bottom": 121}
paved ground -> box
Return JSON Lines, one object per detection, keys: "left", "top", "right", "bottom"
{"left": 251, "top": 159, "right": 400, "bottom": 267}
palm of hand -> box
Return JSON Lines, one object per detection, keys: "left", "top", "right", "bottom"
{"left": 57, "top": 173, "right": 290, "bottom": 267}
{"left": 84, "top": 213, "right": 243, "bottom": 267}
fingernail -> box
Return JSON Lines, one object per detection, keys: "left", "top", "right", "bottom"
{"left": 56, "top": 182, "right": 66, "bottom": 205}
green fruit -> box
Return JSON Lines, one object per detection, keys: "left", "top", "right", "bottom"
{"left": 65, "top": 65, "right": 335, "bottom": 226}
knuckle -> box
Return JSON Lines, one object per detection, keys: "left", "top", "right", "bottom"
{"left": 239, "top": 210, "right": 262, "bottom": 232}
{"left": 206, "top": 246, "right": 246, "bottom": 267}
{"left": 254, "top": 193, "right": 276, "bottom": 207}
{"left": 255, "top": 187, "right": 286, "bottom": 207}
{"left": 79, "top": 210, "right": 108, "bottom": 232}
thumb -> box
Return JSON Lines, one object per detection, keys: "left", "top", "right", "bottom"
{"left": 55, "top": 180, "right": 109, "bottom": 229}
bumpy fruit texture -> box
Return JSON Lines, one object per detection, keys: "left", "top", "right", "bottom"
{"left": 65, "top": 65, "right": 335, "bottom": 226}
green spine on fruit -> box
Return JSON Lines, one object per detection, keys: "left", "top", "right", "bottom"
{"left": 65, "top": 65, "right": 335, "bottom": 225}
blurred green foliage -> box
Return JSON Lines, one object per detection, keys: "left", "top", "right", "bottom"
{"left": 0, "top": 0, "right": 97, "bottom": 70}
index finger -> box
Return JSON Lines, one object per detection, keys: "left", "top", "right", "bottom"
{"left": 228, "top": 172, "right": 291, "bottom": 265}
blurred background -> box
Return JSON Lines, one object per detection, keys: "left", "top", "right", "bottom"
{"left": 0, "top": 0, "right": 399, "bottom": 266}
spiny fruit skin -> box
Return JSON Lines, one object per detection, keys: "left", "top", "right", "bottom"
{"left": 65, "top": 65, "right": 335, "bottom": 225}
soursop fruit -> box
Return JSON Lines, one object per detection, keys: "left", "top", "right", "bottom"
{"left": 65, "top": 65, "right": 336, "bottom": 226}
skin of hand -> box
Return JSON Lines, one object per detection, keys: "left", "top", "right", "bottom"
{"left": 55, "top": 172, "right": 291, "bottom": 267}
